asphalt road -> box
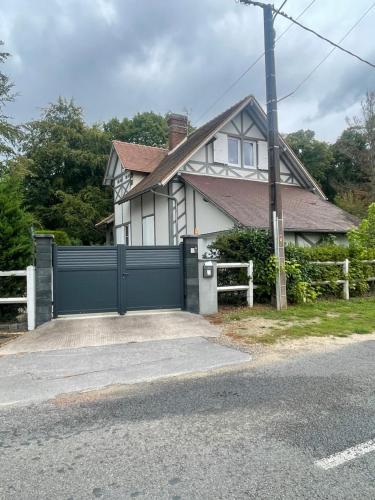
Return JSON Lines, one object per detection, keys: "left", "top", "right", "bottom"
{"left": 1, "top": 339, "right": 375, "bottom": 499}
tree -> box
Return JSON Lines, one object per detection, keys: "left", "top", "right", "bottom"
{"left": 284, "top": 129, "right": 334, "bottom": 197}
{"left": 0, "top": 42, "right": 22, "bottom": 170}
{"left": 104, "top": 112, "right": 168, "bottom": 148}
{"left": 0, "top": 175, "right": 33, "bottom": 320}
{"left": 348, "top": 202, "right": 375, "bottom": 251}
{"left": 20, "top": 97, "right": 112, "bottom": 243}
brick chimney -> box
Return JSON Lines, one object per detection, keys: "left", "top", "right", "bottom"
{"left": 167, "top": 113, "right": 188, "bottom": 150}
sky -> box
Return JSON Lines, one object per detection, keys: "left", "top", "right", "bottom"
{"left": 1, "top": 0, "right": 375, "bottom": 143}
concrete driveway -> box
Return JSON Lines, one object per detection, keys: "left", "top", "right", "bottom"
{"left": 0, "top": 311, "right": 220, "bottom": 355}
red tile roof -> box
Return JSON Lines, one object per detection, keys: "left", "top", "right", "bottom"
{"left": 113, "top": 141, "right": 167, "bottom": 174}
{"left": 182, "top": 174, "right": 358, "bottom": 233}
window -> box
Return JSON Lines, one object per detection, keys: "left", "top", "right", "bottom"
{"left": 243, "top": 140, "right": 255, "bottom": 167}
{"left": 228, "top": 137, "right": 239, "bottom": 165}
{"left": 142, "top": 216, "right": 155, "bottom": 245}
{"left": 124, "top": 223, "right": 131, "bottom": 246}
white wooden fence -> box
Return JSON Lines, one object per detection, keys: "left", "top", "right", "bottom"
{"left": 216, "top": 258, "right": 375, "bottom": 306}
{"left": 310, "top": 258, "right": 375, "bottom": 300}
{"left": 0, "top": 266, "right": 36, "bottom": 330}
{"left": 217, "top": 261, "right": 255, "bottom": 307}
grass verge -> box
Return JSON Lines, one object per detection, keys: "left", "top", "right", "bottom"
{"left": 213, "top": 297, "right": 375, "bottom": 344}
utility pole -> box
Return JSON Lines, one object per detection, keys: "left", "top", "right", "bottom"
{"left": 241, "top": 1, "right": 287, "bottom": 309}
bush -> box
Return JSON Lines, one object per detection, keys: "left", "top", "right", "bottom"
{"left": 208, "top": 227, "right": 375, "bottom": 305}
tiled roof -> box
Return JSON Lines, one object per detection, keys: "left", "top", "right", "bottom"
{"left": 182, "top": 174, "right": 358, "bottom": 233}
{"left": 113, "top": 141, "right": 167, "bottom": 173}
{"left": 124, "top": 95, "right": 254, "bottom": 201}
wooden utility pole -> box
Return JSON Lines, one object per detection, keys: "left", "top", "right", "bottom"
{"left": 240, "top": 1, "right": 287, "bottom": 309}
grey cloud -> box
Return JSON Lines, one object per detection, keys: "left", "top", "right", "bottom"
{"left": 2, "top": 0, "right": 375, "bottom": 142}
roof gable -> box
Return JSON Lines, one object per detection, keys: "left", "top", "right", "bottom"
{"left": 103, "top": 141, "right": 167, "bottom": 184}
{"left": 122, "top": 95, "right": 325, "bottom": 201}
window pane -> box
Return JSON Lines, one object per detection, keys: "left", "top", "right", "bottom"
{"left": 142, "top": 216, "right": 154, "bottom": 245}
{"left": 228, "top": 137, "right": 239, "bottom": 164}
{"left": 244, "top": 141, "right": 254, "bottom": 167}
{"left": 124, "top": 224, "right": 130, "bottom": 246}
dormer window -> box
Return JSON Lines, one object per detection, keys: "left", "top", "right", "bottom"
{"left": 227, "top": 136, "right": 256, "bottom": 168}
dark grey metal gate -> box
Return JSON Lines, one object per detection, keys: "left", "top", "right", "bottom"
{"left": 53, "top": 245, "right": 183, "bottom": 316}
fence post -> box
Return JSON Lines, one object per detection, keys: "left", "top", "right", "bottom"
{"left": 343, "top": 258, "right": 350, "bottom": 300}
{"left": 26, "top": 265, "right": 36, "bottom": 330}
{"left": 247, "top": 260, "right": 254, "bottom": 308}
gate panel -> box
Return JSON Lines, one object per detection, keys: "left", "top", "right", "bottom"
{"left": 54, "top": 246, "right": 118, "bottom": 315}
{"left": 124, "top": 246, "right": 183, "bottom": 311}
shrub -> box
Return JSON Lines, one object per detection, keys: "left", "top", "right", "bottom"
{"left": 208, "top": 227, "right": 375, "bottom": 305}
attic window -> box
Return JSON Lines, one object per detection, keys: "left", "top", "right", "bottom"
{"left": 228, "top": 137, "right": 239, "bottom": 165}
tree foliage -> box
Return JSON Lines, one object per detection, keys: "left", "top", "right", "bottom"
{"left": 0, "top": 175, "right": 33, "bottom": 320}
{"left": 0, "top": 42, "right": 22, "bottom": 170}
{"left": 284, "top": 129, "right": 334, "bottom": 197}
{"left": 104, "top": 112, "right": 168, "bottom": 148}
{"left": 19, "top": 97, "right": 112, "bottom": 243}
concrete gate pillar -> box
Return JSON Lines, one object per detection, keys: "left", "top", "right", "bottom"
{"left": 34, "top": 234, "right": 54, "bottom": 326}
{"left": 182, "top": 236, "right": 218, "bottom": 316}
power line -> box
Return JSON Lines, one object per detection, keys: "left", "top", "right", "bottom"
{"left": 273, "top": 0, "right": 288, "bottom": 20}
{"left": 241, "top": 0, "right": 375, "bottom": 69}
{"left": 278, "top": 1, "right": 375, "bottom": 102}
{"left": 193, "top": 0, "right": 317, "bottom": 126}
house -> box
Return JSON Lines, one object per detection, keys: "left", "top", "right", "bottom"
{"left": 100, "top": 95, "right": 357, "bottom": 254}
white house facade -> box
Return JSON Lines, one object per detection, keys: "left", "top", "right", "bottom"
{"left": 100, "top": 95, "right": 357, "bottom": 254}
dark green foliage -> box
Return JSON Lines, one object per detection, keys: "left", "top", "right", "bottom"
{"left": 284, "top": 129, "right": 334, "bottom": 198}
{"left": 0, "top": 175, "right": 33, "bottom": 320}
{"left": 104, "top": 112, "right": 168, "bottom": 148}
{"left": 208, "top": 227, "right": 375, "bottom": 305}
{"left": 20, "top": 97, "right": 112, "bottom": 244}
{"left": 34, "top": 230, "right": 71, "bottom": 246}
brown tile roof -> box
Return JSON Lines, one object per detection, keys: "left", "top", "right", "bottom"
{"left": 124, "top": 95, "right": 254, "bottom": 201}
{"left": 113, "top": 141, "right": 167, "bottom": 173}
{"left": 182, "top": 174, "right": 358, "bottom": 233}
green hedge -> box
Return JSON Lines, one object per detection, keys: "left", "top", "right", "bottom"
{"left": 207, "top": 228, "right": 375, "bottom": 305}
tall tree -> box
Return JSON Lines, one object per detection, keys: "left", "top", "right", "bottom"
{"left": 284, "top": 129, "right": 334, "bottom": 198}
{"left": 0, "top": 41, "right": 21, "bottom": 169}
{"left": 21, "top": 97, "right": 112, "bottom": 243}
{"left": 0, "top": 175, "right": 33, "bottom": 320}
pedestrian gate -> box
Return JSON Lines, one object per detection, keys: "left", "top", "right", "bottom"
{"left": 53, "top": 245, "right": 184, "bottom": 316}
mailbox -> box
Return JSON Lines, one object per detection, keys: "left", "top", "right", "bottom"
{"left": 203, "top": 261, "right": 214, "bottom": 278}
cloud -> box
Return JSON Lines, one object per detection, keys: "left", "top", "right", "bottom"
{"left": 1, "top": 0, "right": 375, "bottom": 142}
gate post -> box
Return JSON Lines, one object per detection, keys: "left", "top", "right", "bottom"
{"left": 182, "top": 236, "right": 199, "bottom": 314}
{"left": 34, "top": 234, "right": 54, "bottom": 326}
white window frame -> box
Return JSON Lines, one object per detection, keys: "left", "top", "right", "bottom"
{"left": 227, "top": 136, "right": 240, "bottom": 166}
{"left": 243, "top": 139, "right": 256, "bottom": 168}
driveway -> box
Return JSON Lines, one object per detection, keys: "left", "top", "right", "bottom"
{"left": 0, "top": 311, "right": 220, "bottom": 355}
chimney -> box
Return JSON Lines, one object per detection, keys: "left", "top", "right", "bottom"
{"left": 167, "top": 113, "right": 188, "bottom": 150}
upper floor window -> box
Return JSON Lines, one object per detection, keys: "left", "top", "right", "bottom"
{"left": 228, "top": 137, "right": 240, "bottom": 165}
{"left": 227, "top": 136, "right": 255, "bottom": 168}
{"left": 243, "top": 140, "right": 255, "bottom": 168}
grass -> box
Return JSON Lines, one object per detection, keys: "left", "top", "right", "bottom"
{"left": 217, "top": 297, "right": 375, "bottom": 344}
